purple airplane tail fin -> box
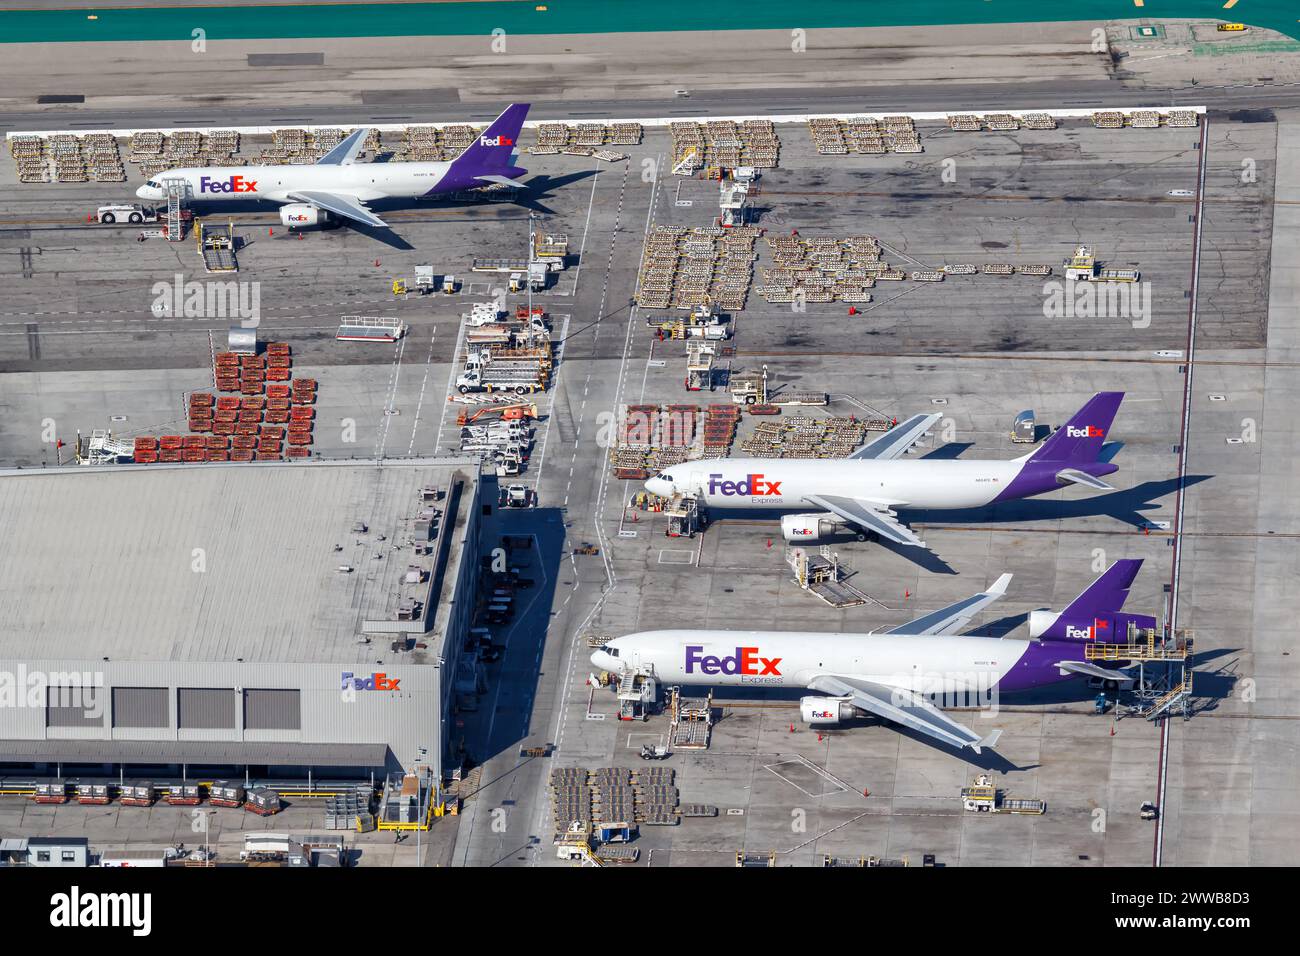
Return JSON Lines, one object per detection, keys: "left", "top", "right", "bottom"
{"left": 1030, "top": 558, "right": 1156, "bottom": 642}
{"left": 1024, "top": 391, "right": 1124, "bottom": 465}
{"left": 450, "top": 103, "right": 530, "bottom": 176}
{"left": 1061, "top": 558, "right": 1142, "bottom": 619}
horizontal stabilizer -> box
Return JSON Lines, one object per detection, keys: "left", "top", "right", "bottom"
{"left": 1057, "top": 660, "right": 1128, "bottom": 681}
{"left": 1056, "top": 467, "right": 1114, "bottom": 491}
{"left": 976, "top": 730, "right": 1003, "bottom": 753}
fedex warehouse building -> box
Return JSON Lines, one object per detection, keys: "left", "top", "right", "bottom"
{"left": 0, "top": 458, "right": 486, "bottom": 784}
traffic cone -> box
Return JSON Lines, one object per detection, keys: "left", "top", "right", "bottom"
{"left": 905, "top": 589, "right": 910, "bottom": 599}
{"left": 863, "top": 789, "right": 870, "bottom": 797}
{"left": 817, "top": 733, "right": 823, "bottom": 742}
{"left": 766, "top": 538, "right": 772, "bottom": 549}
{"left": 1110, "top": 722, "right": 1116, "bottom": 737}
{"left": 375, "top": 258, "right": 381, "bottom": 268}
{"left": 789, "top": 724, "right": 795, "bottom": 733}
{"left": 268, "top": 227, "right": 273, "bottom": 236}
{"left": 848, "top": 307, "right": 857, "bottom": 316}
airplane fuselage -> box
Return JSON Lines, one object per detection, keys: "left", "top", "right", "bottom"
{"left": 596, "top": 629, "right": 1092, "bottom": 696}
{"left": 139, "top": 162, "right": 461, "bottom": 204}
{"left": 668, "top": 457, "right": 1030, "bottom": 512}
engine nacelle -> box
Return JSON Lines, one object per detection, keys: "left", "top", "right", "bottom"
{"left": 280, "top": 203, "right": 326, "bottom": 227}
{"left": 1027, "top": 609, "right": 1059, "bottom": 639}
{"left": 800, "top": 696, "right": 856, "bottom": 726}
{"left": 781, "top": 512, "right": 852, "bottom": 543}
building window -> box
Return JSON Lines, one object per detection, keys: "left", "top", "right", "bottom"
{"left": 36, "top": 851, "right": 50, "bottom": 862}
{"left": 61, "top": 850, "right": 76, "bottom": 862}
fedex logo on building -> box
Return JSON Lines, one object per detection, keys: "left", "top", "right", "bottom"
{"left": 199, "top": 175, "right": 258, "bottom": 194}
{"left": 341, "top": 672, "right": 401, "bottom": 691}
{"left": 1065, "top": 424, "right": 1104, "bottom": 438}
{"left": 480, "top": 135, "right": 514, "bottom": 147}
{"left": 707, "top": 473, "right": 782, "bottom": 497}
{"left": 685, "top": 645, "right": 782, "bottom": 677}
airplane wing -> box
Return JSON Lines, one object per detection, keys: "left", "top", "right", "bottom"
{"left": 808, "top": 674, "right": 1002, "bottom": 753}
{"left": 885, "top": 574, "right": 1012, "bottom": 636}
{"left": 804, "top": 494, "right": 926, "bottom": 548}
{"left": 848, "top": 413, "right": 941, "bottom": 460}
{"left": 316, "top": 128, "right": 369, "bottom": 166}
{"left": 287, "top": 190, "right": 388, "bottom": 228}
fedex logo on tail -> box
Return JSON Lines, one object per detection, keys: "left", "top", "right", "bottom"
{"left": 685, "top": 645, "right": 782, "bottom": 677}
{"left": 1066, "top": 425, "right": 1104, "bottom": 438}
{"left": 480, "top": 135, "right": 514, "bottom": 147}
{"left": 708, "top": 473, "right": 782, "bottom": 497}
{"left": 199, "top": 175, "right": 258, "bottom": 194}
{"left": 1065, "top": 624, "right": 1093, "bottom": 640}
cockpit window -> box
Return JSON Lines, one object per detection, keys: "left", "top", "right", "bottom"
{"left": 655, "top": 473, "right": 673, "bottom": 482}
{"left": 146, "top": 180, "right": 160, "bottom": 188}
{"left": 607, "top": 647, "right": 619, "bottom": 657}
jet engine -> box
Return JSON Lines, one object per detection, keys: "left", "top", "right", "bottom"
{"left": 781, "top": 512, "right": 857, "bottom": 543}
{"left": 800, "top": 697, "right": 856, "bottom": 726}
{"left": 280, "top": 203, "right": 327, "bottom": 227}
{"left": 1027, "top": 609, "right": 1060, "bottom": 639}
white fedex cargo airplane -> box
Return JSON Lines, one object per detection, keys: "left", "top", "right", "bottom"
{"left": 136, "top": 103, "right": 530, "bottom": 230}
{"left": 644, "top": 392, "right": 1124, "bottom": 552}
{"left": 592, "top": 561, "right": 1154, "bottom": 753}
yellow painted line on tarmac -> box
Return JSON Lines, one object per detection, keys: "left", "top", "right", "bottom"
{"left": 1134, "top": 0, "right": 1144, "bottom": 7}
{"left": 1223, "top": 0, "right": 1238, "bottom": 8}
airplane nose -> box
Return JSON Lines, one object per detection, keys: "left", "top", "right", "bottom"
{"left": 590, "top": 650, "right": 611, "bottom": 670}
{"left": 645, "top": 477, "right": 668, "bottom": 496}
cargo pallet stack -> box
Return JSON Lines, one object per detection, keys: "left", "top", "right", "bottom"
{"left": 701, "top": 404, "right": 739, "bottom": 457}
{"left": 132, "top": 342, "right": 315, "bottom": 465}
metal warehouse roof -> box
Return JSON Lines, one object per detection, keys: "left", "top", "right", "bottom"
{"left": 0, "top": 458, "right": 480, "bottom": 665}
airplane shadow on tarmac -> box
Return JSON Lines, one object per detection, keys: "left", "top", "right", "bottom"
{"left": 891, "top": 474, "right": 1215, "bottom": 575}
